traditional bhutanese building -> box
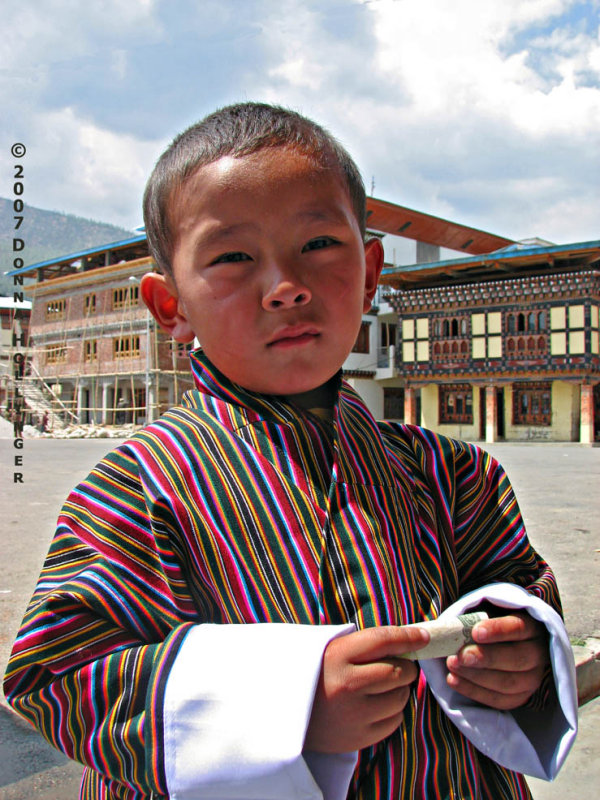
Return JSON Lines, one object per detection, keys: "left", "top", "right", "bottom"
{"left": 379, "top": 239, "right": 600, "bottom": 444}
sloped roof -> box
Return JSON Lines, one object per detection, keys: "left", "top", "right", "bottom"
{"left": 6, "top": 234, "right": 149, "bottom": 281}
{"left": 366, "top": 197, "right": 514, "bottom": 254}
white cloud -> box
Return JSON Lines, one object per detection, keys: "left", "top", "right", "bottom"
{"left": 528, "top": 191, "right": 599, "bottom": 242}
{"left": 368, "top": 0, "right": 600, "bottom": 136}
{"left": 268, "top": 58, "right": 324, "bottom": 92}
{"left": 1, "top": 0, "right": 160, "bottom": 70}
{"left": 24, "top": 107, "right": 165, "bottom": 229}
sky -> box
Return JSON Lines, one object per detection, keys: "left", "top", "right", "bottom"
{"left": 2, "top": 0, "right": 599, "bottom": 257}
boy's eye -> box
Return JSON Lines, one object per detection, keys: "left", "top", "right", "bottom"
{"left": 302, "top": 236, "right": 338, "bottom": 252}
{"left": 210, "top": 251, "right": 252, "bottom": 264}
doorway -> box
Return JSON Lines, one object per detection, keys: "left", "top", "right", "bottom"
{"left": 496, "top": 388, "right": 505, "bottom": 439}
{"left": 478, "top": 386, "right": 505, "bottom": 440}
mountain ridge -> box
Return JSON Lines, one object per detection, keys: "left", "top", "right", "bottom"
{"left": 1, "top": 198, "right": 137, "bottom": 295}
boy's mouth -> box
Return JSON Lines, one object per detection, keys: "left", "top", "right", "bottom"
{"left": 268, "top": 325, "right": 320, "bottom": 348}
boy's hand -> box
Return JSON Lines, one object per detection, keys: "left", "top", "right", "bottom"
{"left": 445, "top": 611, "right": 549, "bottom": 710}
{"left": 305, "top": 626, "right": 429, "bottom": 753}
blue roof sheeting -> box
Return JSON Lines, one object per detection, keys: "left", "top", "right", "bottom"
{"left": 381, "top": 239, "right": 600, "bottom": 278}
{"left": 6, "top": 233, "right": 149, "bottom": 277}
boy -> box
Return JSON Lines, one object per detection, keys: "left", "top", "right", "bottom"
{"left": 4, "top": 103, "right": 576, "bottom": 800}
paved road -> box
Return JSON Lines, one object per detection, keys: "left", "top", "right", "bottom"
{"left": 483, "top": 442, "right": 600, "bottom": 639}
{"left": 1, "top": 437, "right": 598, "bottom": 798}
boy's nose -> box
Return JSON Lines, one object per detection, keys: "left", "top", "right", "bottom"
{"left": 262, "top": 269, "right": 312, "bottom": 311}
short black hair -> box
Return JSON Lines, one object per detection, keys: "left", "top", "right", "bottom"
{"left": 143, "top": 102, "right": 366, "bottom": 276}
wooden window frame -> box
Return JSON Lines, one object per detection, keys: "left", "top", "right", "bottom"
{"left": 439, "top": 383, "right": 473, "bottom": 424}
{"left": 512, "top": 382, "right": 551, "bottom": 426}
{"left": 45, "top": 298, "right": 66, "bottom": 321}
{"left": 112, "top": 285, "right": 140, "bottom": 311}
{"left": 85, "top": 293, "right": 97, "bottom": 315}
{"left": 45, "top": 345, "right": 67, "bottom": 364}
{"left": 113, "top": 335, "right": 141, "bottom": 359}
{"left": 84, "top": 339, "right": 98, "bottom": 362}
{"left": 352, "top": 321, "right": 371, "bottom": 354}
{"left": 383, "top": 387, "right": 404, "bottom": 420}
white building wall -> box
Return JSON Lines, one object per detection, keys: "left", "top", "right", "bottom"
{"left": 345, "top": 378, "right": 383, "bottom": 419}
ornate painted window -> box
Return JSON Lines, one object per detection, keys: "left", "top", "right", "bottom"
{"left": 512, "top": 382, "right": 551, "bottom": 426}
{"left": 439, "top": 383, "right": 473, "bottom": 424}
{"left": 384, "top": 387, "right": 404, "bottom": 420}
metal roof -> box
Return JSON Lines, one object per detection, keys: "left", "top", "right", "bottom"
{"left": 6, "top": 233, "right": 149, "bottom": 277}
{"left": 381, "top": 239, "right": 600, "bottom": 289}
{"left": 366, "top": 197, "right": 515, "bottom": 254}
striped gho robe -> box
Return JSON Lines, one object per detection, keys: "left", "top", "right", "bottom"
{"left": 5, "top": 351, "right": 561, "bottom": 800}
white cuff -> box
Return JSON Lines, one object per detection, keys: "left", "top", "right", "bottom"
{"left": 164, "top": 622, "right": 357, "bottom": 799}
{"left": 419, "top": 583, "right": 578, "bottom": 780}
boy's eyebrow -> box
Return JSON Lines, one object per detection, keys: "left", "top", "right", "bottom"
{"left": 192, "top": 221, "right": 256, "bottom": 247}
{"left": 192, "top": 208, "right": 350, "bottom": 248}
{"left": 294, "top": 208, "right": 349, "bottom": 225}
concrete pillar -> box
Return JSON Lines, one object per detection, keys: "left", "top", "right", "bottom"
{"left": 91, "top": 381, "right": 99, "bottom": 424}
{"left": 405, "top": 386, "right": 417, "bottom": 425}
{"left": 147, "top": 381, "right": 156, "bottom": 423}
{"left": 77, "top": 383, "right": 86, "bottom": 424}
{"left": 101, "top": 382, "right": 109, "bottom": 425}
{"left": 580, "top": 383, "right": 594, "bottom": 444}
{"left": 485, "top": 385, "right": 497, "bottom": 443}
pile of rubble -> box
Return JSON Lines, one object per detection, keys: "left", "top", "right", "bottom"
{"left": 0, "top": 416, "right": 138, "bottom": 439}
{"left": 41, "top": 423, "right": 138, "bottom": 439}
{"left": 0, "top": 416, "right": 14, "bottom": 438}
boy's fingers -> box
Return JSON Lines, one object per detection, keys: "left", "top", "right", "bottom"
{"left": 446, "top": 663, "right": 544, "bottom": 695}
{"left": 445, "top": 671, "right": 538, "bottom": 710}
{"left": 361, "top": 658, "right": 420, "bottom": 694}
{"left": 348, "top": 625, "right": 430, "bottom": 664}
{"left": 448, "top": 638, "right": 548, "bottom": 673}
{"left": 471, "top": 612, "right": 544, "bottom": 644}
{"left": 360, "top": 684, "right": 412, "bottom": 720}
{"left": 333, "top": 655, "right": 419, "bottom": 695}
{"left": 367, "top": 710, "right": 407, "bottom": 744}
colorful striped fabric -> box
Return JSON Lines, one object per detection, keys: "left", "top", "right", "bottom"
{"left": 4, "top": 350, "right": 560, "bottom": 799}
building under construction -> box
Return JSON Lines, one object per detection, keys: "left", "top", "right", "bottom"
{"left": 3, "top": 234, "right": 197, "bottom": 430}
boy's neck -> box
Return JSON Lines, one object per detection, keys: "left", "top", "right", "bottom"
{"left": 284, "top": 378, "right": 338, "bottom": 414}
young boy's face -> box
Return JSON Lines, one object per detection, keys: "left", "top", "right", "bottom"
{"left": 143, "top": 146, "right": 383, "bottom": 396}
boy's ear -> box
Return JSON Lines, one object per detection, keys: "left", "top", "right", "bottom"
{"left": 140, "top": 272, "right": 195, "bottom": 343}
{"left": 363, "top": 237, "right": 384, "bottom": 312}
